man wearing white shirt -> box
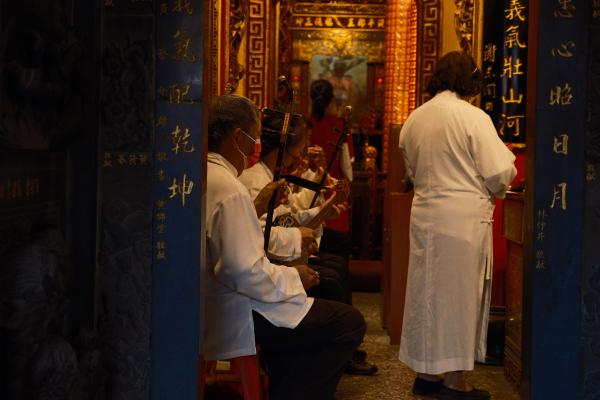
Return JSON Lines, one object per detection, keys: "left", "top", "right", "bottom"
{"left": 240, "top": 111, "right": 377, "bottom": 375}
{"left": 238, "top": 110, "right": 348, "bottom": 303}
{"left": 204, "top": 94, "right": 365, "bottom": 400}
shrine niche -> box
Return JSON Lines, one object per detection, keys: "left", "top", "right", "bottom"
{"left": 283, "top": 2, "right": 385, "bottom": 262}
{"left": 286, "top": 1, "right": 386, "bottom": 124}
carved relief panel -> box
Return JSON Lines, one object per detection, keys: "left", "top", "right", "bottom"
{"left": 245, "top": 0, "right": 273, "bottom": 108}
{"left": 417, "top": 0, "right": 442, "bottom": 105}
{"left": 207, "top": 0, "right": 247, "bottom": 97}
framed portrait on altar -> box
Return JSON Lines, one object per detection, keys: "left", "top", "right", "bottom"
{"left": 309, "top": 55, "right": 368, "bottom": 119}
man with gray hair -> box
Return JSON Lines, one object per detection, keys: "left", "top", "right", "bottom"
{"left": 203, "top": 94, "right": 365, "bottom": 400}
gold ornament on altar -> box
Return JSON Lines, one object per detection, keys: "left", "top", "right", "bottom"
{"left": 293, "top": 31, "right": 385, "bottom": 62}
{"left": 363, "top": 135, "right": 378, "bottom": 171}
{"left": 454, "top": 0, "right": 475, "bottom": 53}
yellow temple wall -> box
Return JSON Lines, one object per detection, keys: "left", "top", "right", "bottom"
{"left": 441, "top": 1, "right": 461, "bottom": 55}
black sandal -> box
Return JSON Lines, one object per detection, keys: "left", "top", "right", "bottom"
{"left": 412, "top": 377, "right": 443, "bottom": 396}
{"left": 436, "top": 385, "right": 491, "bottom": 400}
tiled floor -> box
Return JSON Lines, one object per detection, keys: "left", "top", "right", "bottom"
{"left": 336, "top": 293, "right": 520, "bottom": 400}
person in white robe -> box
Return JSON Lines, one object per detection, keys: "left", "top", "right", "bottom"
{"left": 204, "top": 94, "right": 365, "bottom": 400}
{"left": 398, "top": 51, "right": 517, "bottom": 400}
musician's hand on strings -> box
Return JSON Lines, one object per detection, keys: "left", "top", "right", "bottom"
{"left": 307, "top": 239, "right": 319, "bottom": 255}
{"left": 254, "top": 179, "right": 289, "bottom": 217}
{"left": 333, "top": 202, "right": 348, "bottom": 215}
{"left": 298, "top": 227, "right": 317, "bottom": 251}
{"left": 322, "top": 202, "right": 348, "bottom": 220}
{"left": 325, "top": 175, "right": 337, "bottom": 188}
{"left": 277, "top": 183, "right": 291, "bottom": 206}
{"left": 307, "top": 145, "right": 326, "bottom": 171}
{"left": 322, "top": 183, "right": 348, "bottom": 206}
{"left": 287, "top": 156, "right": 310, "bottom": 177}
{"left": 293, "top": 265, "right": 320, "bottom": 290}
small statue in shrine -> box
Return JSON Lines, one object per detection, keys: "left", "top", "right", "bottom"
{"left": 363, "top": 134, "right": 378, "bottom": 171}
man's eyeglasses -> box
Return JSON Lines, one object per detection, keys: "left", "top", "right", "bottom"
{"left": 241, "top": 129, "right": 260, "bottom": 144}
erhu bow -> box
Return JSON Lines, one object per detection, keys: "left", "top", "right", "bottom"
{"left": 263, "top": 76, "right": 295, "bottom": 252}
{"left": 309, "top": 105, "right": 352, "bottom": 208}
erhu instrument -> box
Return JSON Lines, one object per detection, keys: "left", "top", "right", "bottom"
{"left": 262, "top": 76, "right": 295, "bottom": 252}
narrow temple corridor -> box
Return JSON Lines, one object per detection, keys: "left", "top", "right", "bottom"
{"left": 336, "top": 293, "right": 519, "bottom": 399}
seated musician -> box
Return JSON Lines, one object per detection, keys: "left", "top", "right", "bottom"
{"left": 204, "top": 94, "right": 365, "bottom": 400}
{"left": 238, "top": 109, "right": 348, "bottom": 302}
{"left": 238, "top": 108, "right": 378, "bottom": 376}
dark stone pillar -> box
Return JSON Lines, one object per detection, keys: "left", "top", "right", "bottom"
{"left": 97, "top": 1, "right": 156, "bottom": 398}
{"left": 523, "top": 0, "right": 589, "bottom": 398}
{"left": 582, "top": 6, "right": 600, "bottom": 399}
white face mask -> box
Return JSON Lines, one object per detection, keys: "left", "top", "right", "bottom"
{"left": 233, "top": 139, "right": 248, "bottom": 170}
{"left": 235, "top": 130, "right": 260, "bottom": 170}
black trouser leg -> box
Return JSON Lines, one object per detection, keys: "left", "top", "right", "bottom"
{"left": 307, "top": 264, "right": 345, "bottom": 302}
{"left": 319, "top": 228, "right": 351, "bottom": 259}
{"left": 253, "top": 299, "right": 365, "bottom": 400}
{"left": 310, "top": 252, "right": 352, "bottom": 305}
{"left": 318, "top": 229, "right": 352, "bottom": 305}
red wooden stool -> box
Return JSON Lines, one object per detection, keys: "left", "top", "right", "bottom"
{"left": 199, "top": 354, "right": 269, "bottom": 400}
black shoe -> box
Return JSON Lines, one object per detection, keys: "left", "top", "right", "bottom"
{"left": 354, "top": 349, "right": 367, "bottom": 362}
{"left": 412, "top": 377, "right": 443, "bottom": 396}
{"left": 436, "top": 386, "right": 491, "bottom": 400}
{"left": 345, "top": 359, "right": 378, "bottom": 375}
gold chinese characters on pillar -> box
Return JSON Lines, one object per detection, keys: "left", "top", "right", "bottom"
{"left": 481, "top": 0, "right": 528, "bottom": 144}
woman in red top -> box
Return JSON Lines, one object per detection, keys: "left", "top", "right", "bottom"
{"left": 309, "top": 79, "right": 354, "bottom": 234}
{"left": 309, "top": 80, "right": 378, "bottom": 376}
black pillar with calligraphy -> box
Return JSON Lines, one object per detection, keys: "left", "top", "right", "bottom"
{"left": 152, "top": 0, "right": 204, "bottom": 398}
{"left": 523, "top": 0, "right": 588, "bottom": 398}
{"left": 482, "top": 0, "right": 528, "bottom": 143}
{"left": 582, "top": 2, "right": 600, "bottom": 398}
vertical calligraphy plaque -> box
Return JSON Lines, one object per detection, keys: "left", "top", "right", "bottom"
{"left": 151, "top": 0, "right": 205, "bottom": 398}
{"left": 524, "top": 0, "right": 588, "bottom": 398}
{"left": 482, "top": 0, "right": 528, "bottom": 143}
